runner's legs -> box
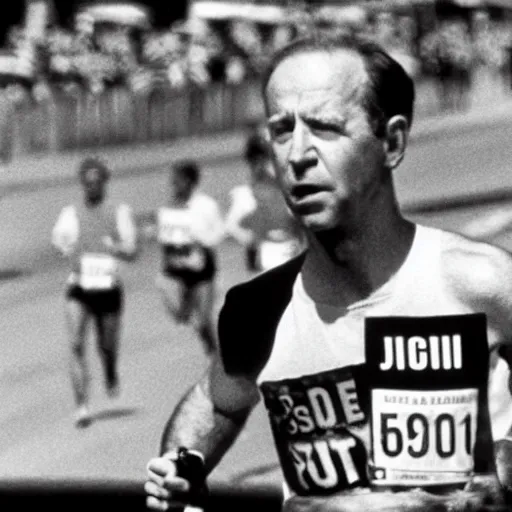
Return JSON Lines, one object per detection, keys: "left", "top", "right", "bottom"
{"left": 94, "top": 310, "right": 122, "bottom": 397}
{"left": 177, "top": 280, "right": 195, "bottom": 324}
{"left": 191, "top": 280, "right": 217, "bottom": 354}
{"left": 156, "top": 273, "right": 194, "bottom": 324}
{"left": 156, "top": 272, "right": 215, "bottom": 353}
{"left": 246, "top": 244, "right": 258, "bottom": 272}
{"left": 65, "top": 297, "right": 91, "bottom": 425}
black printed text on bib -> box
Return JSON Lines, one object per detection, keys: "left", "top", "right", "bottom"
{"left": 260, "top": 366, "right": 370, "bottom": 496}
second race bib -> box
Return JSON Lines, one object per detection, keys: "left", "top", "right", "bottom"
{"left": 371, "top": 388, "right": 478, "bottom": 485}
{"left": 157, "top": 208, "right": 193, "bottom": 245}
{"left": 365, "top": 314, "right": 489, "bottom": 488}
{"left": 80, "top": 253, "right": 118, "bottom": 290}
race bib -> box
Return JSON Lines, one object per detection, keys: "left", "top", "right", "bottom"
{"left": 365, "top": 314, "right": 489, "bottom": 488}
{"left": 260, "top": 366, "right": 370, "bottom": 496}
{"left": 157, "top": 209, "right": 194, "bottom": 245}
{"left": 259, "top": 231, "right": 298, "bottom": 270}
{"left": 79, "top": 253, "right": 118, "bottom": 290}
{"left": 371, "top": 388, "right": 478, "bottom": 485}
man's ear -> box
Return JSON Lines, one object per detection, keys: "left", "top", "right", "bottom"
{"left": 383, "top": 115, "right": 409, "bottom": 170}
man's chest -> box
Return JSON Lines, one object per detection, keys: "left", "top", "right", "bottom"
{"left": 258, "top": 286, "right": 490, "bottom": 382}
{"left": 257, "top": 297, "right": 493, "bottom": 496}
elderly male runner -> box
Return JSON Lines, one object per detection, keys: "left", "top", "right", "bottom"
{"left": 154, "top": 160, "right": 224, "bottom": 355}
{"left": 145, "top": 33, "right": 512, "bottom": 511}
{"left": 52, "top": 157, "right": 137, "bottom": 427}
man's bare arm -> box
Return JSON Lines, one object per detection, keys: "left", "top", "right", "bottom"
{"left": 159, "top": 355, "right": 260, "bottom": 474}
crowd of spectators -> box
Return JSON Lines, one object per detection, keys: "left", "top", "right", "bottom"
{"left": 4, "top": 13, "right": 295, "bottom": 97}
{"left": 419, "top": 10, "right": 512, "bottom": 111}
{"left": 1, "top": 4, "right": 511, "bottom": 108}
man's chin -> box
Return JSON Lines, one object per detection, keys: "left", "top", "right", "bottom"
{"left": 299, "top": 213, "right": 338, "bottom": 233}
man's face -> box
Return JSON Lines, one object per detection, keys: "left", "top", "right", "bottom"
{"left": 264, "top": 49, "right": 387, "bottom": 234}
{"left": 82, "top": 167, "right": 106, "bottom": 203}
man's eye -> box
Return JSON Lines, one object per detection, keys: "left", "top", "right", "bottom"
{"left": 310, "top": 120, "right": 342, "bottom": 134}
{"left": 269, "top": 122, "right": 292, "bottom": 139}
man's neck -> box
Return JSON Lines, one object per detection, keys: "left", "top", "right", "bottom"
{"left": 302, "top": 213, "right": 416, "bottom": 307}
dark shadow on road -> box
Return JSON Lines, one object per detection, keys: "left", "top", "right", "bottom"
{"left": 89, "top": 407, "right": 140, "bottom": 424}
{"left": 0, "top": 268, "right": 27, "bottom": 281}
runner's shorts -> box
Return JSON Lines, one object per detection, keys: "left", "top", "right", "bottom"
{"left": 164, "top": 248, "right": 216, "bottom": 287}
{"left": 66, "top": 285, "right": 124, "bottom": 314}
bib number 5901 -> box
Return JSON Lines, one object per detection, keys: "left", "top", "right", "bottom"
{"left": 371, "top": 388, "right": 478, "bottom": 483}
{"left": 380, "top": 412, "right": 472, "bottom": 459}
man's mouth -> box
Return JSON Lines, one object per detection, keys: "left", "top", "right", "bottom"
{"left": 291, "top": 184, "right": 324, "bottom": 199}
{"left": 291, "top": 184, "right": 333, "bottom": 205}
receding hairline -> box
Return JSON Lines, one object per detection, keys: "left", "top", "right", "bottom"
{"left": 263, "top": 47, "right": 370, "bottom": 103}
{"left": 263, "top": 33, "right": 384, "bottom": 85}
{"left": 262, "top": 35, "right": 415, "bottom": 131}
{"left": 273, "top": 43, "right": 365, "bottom": 63}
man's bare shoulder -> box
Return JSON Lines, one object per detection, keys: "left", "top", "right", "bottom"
{"left": 439, "top": 229, "right": 512, "bottom": 292}
{"left": 438, "top": 229, "right": 512, "bottom": 333}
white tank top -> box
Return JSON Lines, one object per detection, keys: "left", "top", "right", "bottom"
{"left": 257, "top": 225, "right": 461, "bottom": 383}
{"left": 256, "top": 225, "right": 501, "bottom": 498}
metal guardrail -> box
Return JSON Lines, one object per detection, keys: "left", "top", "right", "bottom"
{"left": 0, "top": 68, "right": 509, "bottom": 162}
{"left": 1, "top": 78, "right": 266, "bottom": 160}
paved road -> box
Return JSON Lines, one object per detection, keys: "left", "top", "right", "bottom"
{"left": 2, "top": 116, "right": 512, "bottom": 494}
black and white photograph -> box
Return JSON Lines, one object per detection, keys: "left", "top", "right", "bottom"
{"left": 1, "top": 1, "right": 512, "bottom": 511}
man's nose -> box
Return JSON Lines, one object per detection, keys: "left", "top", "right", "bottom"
{"left": 288, "top": 124, "right": 317, "bottom": 176}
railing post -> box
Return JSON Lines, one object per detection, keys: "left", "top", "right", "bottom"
{"left": 0, "top": 92, "right": 14, "bottom": 163}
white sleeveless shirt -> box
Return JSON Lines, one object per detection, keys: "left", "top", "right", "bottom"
{"left": 257, "top": 224, "right": 462, "bottom": 383}
{"left": 255, "top": 224, "right": 508, "bottom": 498}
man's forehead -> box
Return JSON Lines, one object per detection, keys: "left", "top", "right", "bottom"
{"left": 265, "top": 49, "right": 367, "bottom": 106}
